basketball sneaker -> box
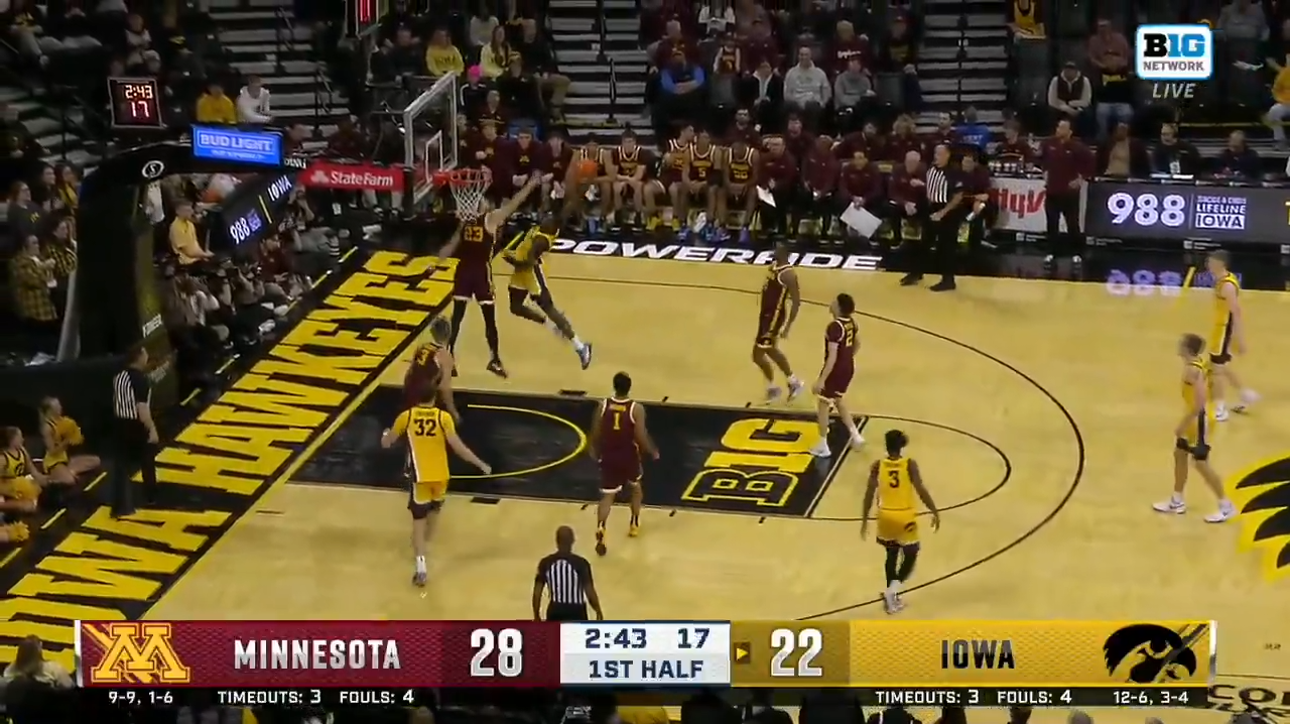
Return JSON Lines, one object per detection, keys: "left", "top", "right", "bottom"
{"left": 809, "top": 438, "right": 831, "bottom": 457}
{"left": 487, "top": 358, "right": 508, "bottom": 378}
{"left": 595, "top": 526, "right": 608, "bottom": 556}
{"left": 882, "top": 587, "right": 905, "bottom": 615}
{"left": 765, "top": 385, "right": 783, "bottom": 403}
{"left": 628, "top": 523, "right": 640, "bottom": 537}
{"left": 1232, "top": 389, "right": 1260, "bottom": 414}
{"left": 577, "top": 342, "right": 593, "bottom": 370}
{"left": 1204, "top": 500, "right": 1237, "bottom": 523}
{"left": 787, "top": 377, "right": 804, "bottom": 401}
{"left": 1152, "top": 496, "right": 1186, "bottom": 514}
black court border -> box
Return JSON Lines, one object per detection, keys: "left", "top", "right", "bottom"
{"left": 541, "top": 273, "right": 1088, "bottom": 617}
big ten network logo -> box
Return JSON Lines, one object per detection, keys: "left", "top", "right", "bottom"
{"left": 1137, "top": 24, "right": 1214, "bottom": 100}
{"left": 680, "top": 417, "right": 819, "bottom": 512}
{"left": 83, "top": 622, "right": 192, "bottom": 684}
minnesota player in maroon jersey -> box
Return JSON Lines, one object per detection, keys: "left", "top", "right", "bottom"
{"left": 588, "top": 371, "right": 659, "bottom": 555}
{"left": 755, "top": 243, "right": 804, "bottom": 402}
{"left": 810, "top": 293, "right": 865, "bottom": 457}
{"left": 438, "top": 175, "right": 543, "bottom": 378}
{"left": 661, "top": 125, "right": 696, "bottom": 231}
{"left": 403, "top": 317, "right": 461, "bottom": 421}
{"left": 508, "top": 126, "right": 544, "bottom": 212}
{"left": 679, "top": 129, "right": 718, "bottom": 236}
{"left": 540, "top": 130, "right": 574, "bottom": 214}
{"left": 718, "top": 136, "right": 759, "bottom": 243}
{"left": 610, "top": 130, "right": 659, "bottom": 228}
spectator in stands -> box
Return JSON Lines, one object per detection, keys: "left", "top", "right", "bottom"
{"left": 653, "top": 19, "right": 694, "bottom": 68}
{"left": 518, "top": 19, "right": 569, "bottom": 118}
{"left": 1092, "top": 74, "right": 1134, "bottom": 142}
{"left": 42, "top": 215, "right": 76, "bottom": 311}
{"left": 283, "top": 189, "right": 341, "bottom": 273}
{"left": 740, "top": 18, "right": 778, "bottom": 74}
{"left": 994, "top": 120, "right": 1033, "bottom": 165}
{"left": 499, "top": 57, "right": 542, "bottom": 123}
{"left": 659, "top": 48, "right": 707, "bottom": 128}
{"left": 1152, "top": 122, "right": 1202, "bottom": 175}
{"left": 28, "top": 164, "right": 57, "bottom": 209}
{"left": 2, "top": 635, "right": 75, "bottom": 724}
{"left": 1267, "top": 59, "right": 1290, "bottom": 149}
{"left": 426, "top": 28, "right": 465, "bottom": 79}
{"left": 889, "top": 113, "right": 922, "bottom": 161}
{"left": 955, "top": 106, "right": 990, "bottom": 151}
{"left": 734, "top": 0, "right": 770, "bottom": 36}
{"left": 170, "top": 201, "right": 214, "bottom": 264}
{"left": 124, "top": 12, "right": 153, "bottom": 69}
{"left": 376, "top": 26, "right": 424, "bottom": 78}
{"left": 1047, "top": 62, "right": 1092, "bottom": 136}
{"left": 460, "top": 66, "right": 489, "bottom": 122}
{"left": 3, "top": 0, "right": 64, "bottom": 65}
{"left": 800, "top": 135, "right": 840, "bottom": 237}
{"left": 832, "top": 58, "right": 873, "bottom": 133}
{"left": 481, "top": 88, "right": 508, "bottom": 126}
{"left": 49, "top": 0, "right": 101, "bottom": 50}
{"left": 1097, "top": 121, "right": 1149, "bottom": 177}
{"left": 700, "top": 0, "right": 735, "bottom": 37}
{"left": 0, "top": 102, "right": 41, "bottom": 164}
{"left": 784, "top": 46, "right": 830, "bottom": 129}
{"left": 53, "top": 164, "right": 78, "bottom": 212}
{"left": 1215, "top": 130, "right": 1262, "bottom": 177}
{"left": 746, "top": 59, "right": 782, "bottom": 131}
{"left": 925, "top": 112, "right": 958, "bottom": 153}
{"left": 825, "top": 20, "right": 869, "bottom": 77}
{"left": 480, "top": 24, "right": 513, "bottom": 80}
{"left": 709, "top": 36, "right": 742, "bottom": 129}
{"left": 327, "top": 117, "right": 369, "bottom": 159}
{"left": 259, "top": 235, "right": 306, "bottom": 300}
{"left": 9, "top": 236, "right": 60, "bottom": 351}
{"left": 470, "top": 0, "right": 500, "bottom": 49}
{"left": 876, "top": 15, "right": 920, "bottom": 110}
{"left": 1087, "top": 19, "right": 1130, "bottom": 79}
{"left": 6, "top": 182, "right": 43, "bottom": 246}
{"left": 1218, "top": 0, "right": 1268, "bottom": 42}
{"left": 784, "top": 113, "right": 814, "bottom": 160}
{"left": 196, "top": 82, "right": 237, "bottom": 124}
{"left": 237, "top": 75, "right": 273, "bottom": 124}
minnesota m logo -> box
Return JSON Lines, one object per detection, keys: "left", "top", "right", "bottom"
{"left": 84, "top": 622, "right": 191, "bottom": 684}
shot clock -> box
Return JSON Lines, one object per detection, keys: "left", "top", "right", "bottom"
{"left": 107, "top": 77, "right": 164, "bottom": 129}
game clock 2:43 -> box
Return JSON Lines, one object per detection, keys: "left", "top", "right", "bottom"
{"left": 108, "top": 77, "right": 164, "bottom": 129}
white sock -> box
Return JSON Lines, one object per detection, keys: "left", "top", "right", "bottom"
{"left": 415, "top": 556, "right": 427, "bottom": 574}
{"left": 789, "top": 375, "right": 801, "bottom": 386}
{"left": 887, "top": 580, "right": 902, "bottom": 595}
{"left": 1220, "top": 498, "right": 1233, "bottom": 508}
{"left": 572, "top": 336, "right": 585, "bottom": 352}
{"left": 545, "top": 320, "right": 559, "bottom": 332}
{"left": 1171, "top": 493, "right": 1184, "bottom": 505}
{"left": 1216, "top": 401, "right": 1228, "bottom": 412}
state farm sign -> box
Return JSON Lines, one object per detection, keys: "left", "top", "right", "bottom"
{"left": 303, "top": 161, "right": 404, "bottom": 191}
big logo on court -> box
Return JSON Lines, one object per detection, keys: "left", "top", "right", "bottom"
{"left": 1229, "top": 455, "right": 1290, "bottom": 580}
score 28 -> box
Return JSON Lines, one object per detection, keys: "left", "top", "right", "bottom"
{"left": 470, "top": 628, "right": 524, "bottom": 678}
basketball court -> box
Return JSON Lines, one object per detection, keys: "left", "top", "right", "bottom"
{"left": 116, "top": 251, "right": 1283, "bottom": 719}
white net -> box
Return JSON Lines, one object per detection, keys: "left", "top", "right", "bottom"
{"left": 443, "top": 169, "right": 490, "bottom": 221}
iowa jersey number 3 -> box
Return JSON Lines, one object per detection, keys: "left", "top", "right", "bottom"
{"left": 470, "top": 628, "right": 523, "bottom": 678}
{"left": 770, "top": 628, "right": 823, "bottom": 677}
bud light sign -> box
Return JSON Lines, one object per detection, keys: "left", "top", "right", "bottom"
{"left": 1136, "top": 24, "right": 1213, "bottom": 81}
{"left": 192, "top": 126, "right": 284, "bottom": 167}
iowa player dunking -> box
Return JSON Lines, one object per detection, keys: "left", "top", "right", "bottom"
{"left": 404, "top": 317, "right": 461, "bottom": 423}
{"left": 505, "top": 215, "right": 594, "bottom": 369}
{"left": 438, "top": 176, "right": 542, "bottom": 378}
{"left": 810, "top": 293, "right": 865, "bottom": 457}
{"left": 381, "top": 388, "right": 490, "bottom": 586}
{"left": 754, "top": 244, "right": 803, "bottom": 402}
{"left": 1152, "top": 333, "right": 1236, "bottom": 523}
{"left": 1204, "top": 251, "right": 1258, "bottom": 420}
{"left": 861, "top": 430, "right": 941, "bottom": 615}
{"left": 588, "top": 372, "right": 659, "bottom": 556}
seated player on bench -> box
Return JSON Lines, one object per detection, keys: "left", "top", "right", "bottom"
{"left": 509, "top": 126, "right": 545, "bottom": 213}
{"left": 540, "top": 130, "right": 574, "bottom": 215}
{"left": 716, "top": 135, "right": 760, "bottom": 244}
{"left": 681, "top": 129, "right": 719, "bottom": 240}
{"left": 566, "top": 135, "right": 613, "bottom": 230}
{"left": 659, "top": 124, "right": 695, "bottom": 232}
{"left": 610, "top": 129, "right": 661, "bottom": 229}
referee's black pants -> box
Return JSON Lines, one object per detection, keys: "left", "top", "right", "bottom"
{"left": 545, "top": 602, "right": 589, "bottom": 621}
{"left": 110, "top": 419, "right": 158, "bottom": 517}
{"left": 905, "top": 204, "right": 960, "bottom": 284}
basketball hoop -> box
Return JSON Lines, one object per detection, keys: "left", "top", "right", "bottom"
{"left": 432, "top": 168, "right": 490, "bottom": 220}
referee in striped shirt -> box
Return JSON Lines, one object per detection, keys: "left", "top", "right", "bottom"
{"left": 901, "top": 143, "right": 964, "bottom": 292}
{"left": 110, "top": 344, "right": 159, "bottom": 518}
{"left": 533, "top": 526, "right": 604, "bottom": 621}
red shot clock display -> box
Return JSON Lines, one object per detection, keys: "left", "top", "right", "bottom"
{"left": 108, "top": 77, "right": 164, "bottom": 129}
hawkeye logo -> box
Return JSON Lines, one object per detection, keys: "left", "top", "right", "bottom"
{"left": 1229, "top": 456, "right": 1290, "bottom": 580}
{"left": 82, "top": 622, "right": 191, "bottom": 684}
{"left": 1103, "top": 623, "right": 1203, "bottom": 683}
